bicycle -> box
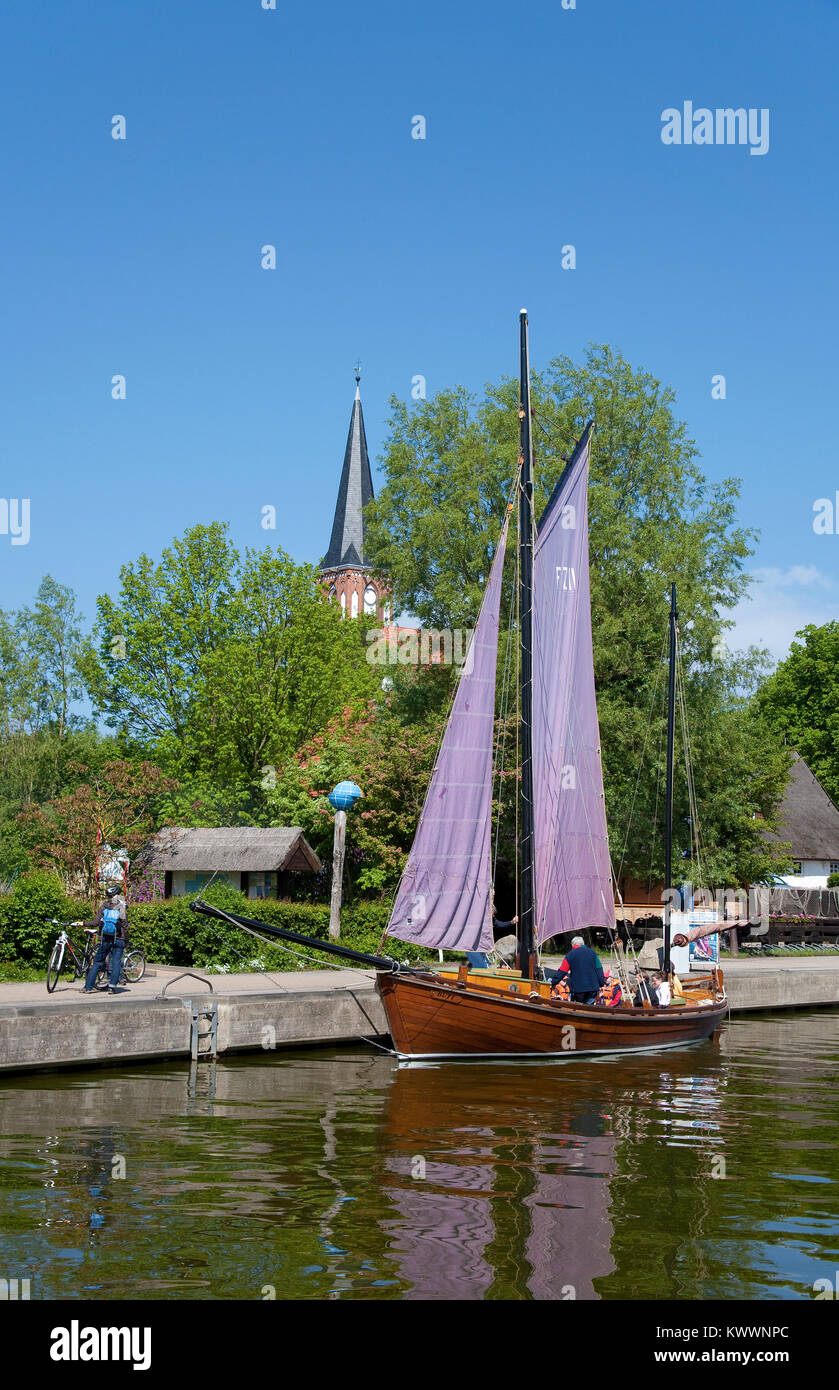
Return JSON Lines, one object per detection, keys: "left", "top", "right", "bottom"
{"left": 46, "top": 921, "right": 99, "bottom": 992}
{"left": 96, "top": 944, "right": 146, "bottom": 987}
{"left": 46, "top": 921, "right": 146, "bottom": 992}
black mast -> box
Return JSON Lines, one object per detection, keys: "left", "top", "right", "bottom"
{"left": 517, "top": 309, "right": 536, "bottom": 980}
{"left": 663, "top": 582, "right": 677, "bottom": 978}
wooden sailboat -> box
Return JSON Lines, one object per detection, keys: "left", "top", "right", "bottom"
{"left": 194, "top": 311, "right": 726, "bottom": 1059}
{"left": 372, "top": 310, "right": 726, "bottom": 1058}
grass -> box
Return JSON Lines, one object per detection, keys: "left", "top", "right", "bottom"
{"left": 0, "top": 960, "right": 50, "bottom": 983}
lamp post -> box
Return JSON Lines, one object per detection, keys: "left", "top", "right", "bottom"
{"left": 328, "top": 781, "right": 362, "bottom": 939}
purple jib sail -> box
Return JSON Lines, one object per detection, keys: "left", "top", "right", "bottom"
{"left": 533, "top": 427, "right": 614, "bottom": 941}
{"left": 387, "top": 514, "right": 510, "bottom": 951}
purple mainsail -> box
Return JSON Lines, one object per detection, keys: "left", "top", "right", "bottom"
{"left": 533, "top": 425, "right": 614, "bottom": 941}
{"left": 387, "top": 514, "right": 511, "bottom": 951}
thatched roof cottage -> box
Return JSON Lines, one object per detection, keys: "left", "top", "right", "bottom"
{"left": 135, "top": 826, "right": 322, "bottom": 899}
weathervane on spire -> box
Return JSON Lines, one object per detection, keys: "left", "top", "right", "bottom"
{"left": 354, "top": 359, "right": 362, "bottom": 386}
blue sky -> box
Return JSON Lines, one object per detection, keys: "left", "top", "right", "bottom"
{"left": 1, "top": 0, "right": 837, "bottom": 660}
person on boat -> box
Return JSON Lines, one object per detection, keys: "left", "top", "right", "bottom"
{"left": 633, "top": 972, "right": 658, "bottom": 1007}
{"left": 465, "top": 911, "right": 518, "bottom": 970}
{"left": 595, "top": 967, "right": 623, "bottom": 1007}
{"left": 550, "top": 974, "right": 571, "bottom": 1001}
{"left": 554, "top": 935, "right": 605, "bottom": 1004}
{"left": 652, "top": 971, "right": 671, "bottom": 1006}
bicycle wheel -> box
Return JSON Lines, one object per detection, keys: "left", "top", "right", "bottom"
{"left": 122, "top": 950, "right": 146, "bottom": 983}
{"left": 46, "top": 942, "right": 64, "bottom": 993}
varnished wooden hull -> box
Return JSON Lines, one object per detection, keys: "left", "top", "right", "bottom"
{"left": 377, "top": 970, "right": 726, "bottom": 1060}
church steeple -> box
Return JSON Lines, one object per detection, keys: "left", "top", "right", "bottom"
{"left": 321, "top": 370, "right": 375, "bottom": 571}
{"left": 320, "top": 372, "right": 390, "bottom": 622}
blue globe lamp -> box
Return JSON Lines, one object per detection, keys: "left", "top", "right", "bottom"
{"left": 329, "top": 781, "right": 362, "bottom": 812}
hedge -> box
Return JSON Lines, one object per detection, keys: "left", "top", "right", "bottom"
{"left": 0, "top": 872, "right": 87, "bottom": 965}
{"left": 0, "top": 874, "right": 434, "bottom": 972}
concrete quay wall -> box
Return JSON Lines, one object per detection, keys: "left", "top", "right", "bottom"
{"left": 721, "top": 959, "right": 839, "bottom": 1012}
{"left": 0, "top": 960, "right": 837, "bottom": 1074}
{"left": 0, "top": 971, "right": 388, "bottom": 1075}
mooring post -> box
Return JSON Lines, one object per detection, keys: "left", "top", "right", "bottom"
{"left": 327, "top": 781, "right": 362, "bottom": 939}
{"left": 329, "top": 809, "right": 347, "bottom": 940}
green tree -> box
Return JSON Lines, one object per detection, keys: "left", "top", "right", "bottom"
{"left": 17, "top": 576, "right": 86, "bottom": 741}
{"left": 755, "top": 622, "right": 839, "bottom": 804}
{"left": 80, "top": 522, "right": 239, "bottom": 744}
{"left": 0, "top": 578, "right": 108, "bottom": 877}
{"left": 366, "top": 346, "right": 754, "bottom": 648}
{"left": 81, "top": 524, "right": 378, "bottom": 794}
{"left": 190, "top": 547, "right": 377, "bottom": 786}
{"left": 365, "top": 346, "right": 791, "bottom": 886}
{"left": 268, "top": 702, "right": 440, "bottom": 897}
{"left": 17, "top": 758, "right": 176, "bottom": 895}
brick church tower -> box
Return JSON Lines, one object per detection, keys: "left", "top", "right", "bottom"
{"left": 320, "top": 373, "right": 390, "bottom": 621}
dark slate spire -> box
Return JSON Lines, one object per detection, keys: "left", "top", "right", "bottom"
{"left": 322, "top": 373, "right": 375, "bottom": 571}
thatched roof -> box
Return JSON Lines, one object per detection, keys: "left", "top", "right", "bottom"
{"left": 766, "top": 755, "right": 839, "bottom": 860}
{"left": 136, "top": 827, "right": 322, "bottom": 874}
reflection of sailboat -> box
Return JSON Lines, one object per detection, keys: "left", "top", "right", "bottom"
{"left": 380, "top": 1062, "right": 616, "bottom": 1300}
{"left": 195, "top": 312, "right": 725, "bottom": 1057}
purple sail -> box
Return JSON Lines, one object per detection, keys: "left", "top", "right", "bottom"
{"left": 533, "top": 428, "right": 614, "bottom": 942}
{"left": 387, "top": 514, "right": 510, "bottom": 951}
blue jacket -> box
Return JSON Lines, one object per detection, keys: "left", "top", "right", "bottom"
{"left": 561, "top": 944, "right": 605, "bottom": 994}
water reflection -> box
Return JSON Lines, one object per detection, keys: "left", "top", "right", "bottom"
{"left": 0, "top": 1011, "right": 836, "bottom": 1299}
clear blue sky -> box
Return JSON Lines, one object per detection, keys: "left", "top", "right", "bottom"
{"left": 1, "top": 0, "right": 837, "bottom": 660}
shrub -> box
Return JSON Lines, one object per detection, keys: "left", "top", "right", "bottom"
{"left": 0, "top": 871, "right": 89, "bottom": 964}
{"left": 0, "top": 877, "right": 435, "bottom": 972}
{"left": 125, "top": 890, "right": 433, "bottom": 970}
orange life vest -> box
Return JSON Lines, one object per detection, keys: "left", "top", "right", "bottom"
{"left": 596, "top": 979, "right": 623, "bottom": 1008}
{"left": 551, "top": 976, "right": 571, "bottom": 1001}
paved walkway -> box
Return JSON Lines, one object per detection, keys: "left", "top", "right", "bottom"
{"left": 0, "top": 962, "right": 376, "bottom": 1010}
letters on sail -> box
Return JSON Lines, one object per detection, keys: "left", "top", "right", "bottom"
{"left": 386, "top": 515, "right": 510, "bottom": 950}
{"left": 533, "top": 424, "right": 614, "bottom": 941}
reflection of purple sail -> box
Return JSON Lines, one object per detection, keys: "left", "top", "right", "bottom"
{"left": 533, "top": 429, "right": 614, "bottom": 942}
{"left": 387, "top": 515, "right": 510, "bottom": 950}
{"left": 382, "top": 1159, "right": 496, "bottom": 1301}
{"left": 525, "top": 1137, "right": 616, "bottom": 1300}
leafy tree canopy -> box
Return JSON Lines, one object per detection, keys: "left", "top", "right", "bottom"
{"left": 365, "top": 345, "right": 791, "bottom": 886}
{"left": 80, "top": 522, "right": 380, "bottom": 788}
{"left": 755, "top": 622, "right": 839, "bottom": 804}
{"left": 17, "top": 758, "right": 176, "bottom": 896}
{"left": 268, "top": 702, "right": 440, "bottom": 897}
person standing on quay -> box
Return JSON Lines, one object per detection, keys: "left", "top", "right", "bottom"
{"left": 82, "top": 886, "right": 129, "bottom": 995}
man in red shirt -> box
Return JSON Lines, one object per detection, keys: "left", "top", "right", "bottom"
{"left": 555, "top": 934, "right": 606, "bottom": 1003}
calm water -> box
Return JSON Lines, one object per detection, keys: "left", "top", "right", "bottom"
{"left": 1, "top": 1011, "right": 838, "bottom": 1300}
